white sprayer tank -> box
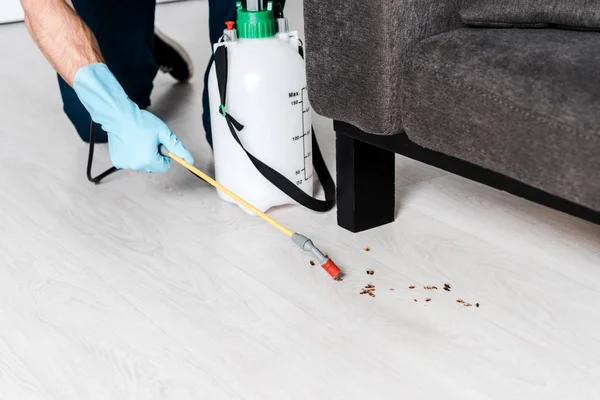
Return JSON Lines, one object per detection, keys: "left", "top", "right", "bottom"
{"left": 208, "top": 6, "right": 313, "bottom": 214}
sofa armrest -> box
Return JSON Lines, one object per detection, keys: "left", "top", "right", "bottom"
{"left": 304, "top": 0, "right": 465, "bottom": 135}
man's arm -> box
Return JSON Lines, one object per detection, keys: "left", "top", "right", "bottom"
{"left": 21, "top": 0, "right": 103, "bottom": 86}
{"left": 20, "top": 0, "right": 194, "bottom": 172}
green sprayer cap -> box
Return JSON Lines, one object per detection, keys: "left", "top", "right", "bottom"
{"left": 236, "top": 1, "right": 276, "bottom": 39}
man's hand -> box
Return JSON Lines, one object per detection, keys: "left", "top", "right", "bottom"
{"left": 21, "top": 0, "right": 193, "bottom": 172}
{"left": 74, "top": 63, "right": 194, "bottom": 172}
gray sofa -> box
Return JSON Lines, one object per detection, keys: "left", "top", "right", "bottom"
{"left": 304, "top": 0, "right": 600, "bottom": 232}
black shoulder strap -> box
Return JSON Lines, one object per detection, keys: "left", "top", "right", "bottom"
{"left": 214, "top": 44, "right": 335, "bottom": 212}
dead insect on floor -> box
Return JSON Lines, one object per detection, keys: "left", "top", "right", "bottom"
{"left": 444, "top": 283, "right": 451, "bottom": 289}
{"left": 424, "top": 285, "right": 438, "bottom": 290}
{"left": 465, "top": 303, "right": 472, "bottom": 307}
{"left": 366, "top": 269, "right": 375, "bottom": 275}
{"left": 476, "top": 303, "right": 480, "bottom": 308}
{"left": 333, "top": 275, "right": 344, "bottom": 281}
{"left": 443, "top": 287, "right": 451, "bottom": 292}
{"left": 409, "top": 285, "right": 415, "bottom": 289}
{"left": 456, "top": 299, "right": 465, "bottom": 304}
{"left": 413, "top": 299, "right": 418, "bottom": 302}
{"left": 309, "top": 260, "right": 315, "bottom": 266}
{"left": 364, "top": 247, "right": 371, "bottom": 252}
{"left": 425, "top": 298, "right": 432, "bottom": 302}
{"left": 361, "top": 283, "right": 376, "bottom": 296}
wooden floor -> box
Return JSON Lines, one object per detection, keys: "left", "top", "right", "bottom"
{"left": 2, "top": 2, "right": 600, "bottom": 399}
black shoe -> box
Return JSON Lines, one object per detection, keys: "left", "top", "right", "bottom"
{"left": 154, "top": 28, "right": 194, "bottom": 82}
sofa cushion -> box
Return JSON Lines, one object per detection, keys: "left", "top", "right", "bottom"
{"left": 461, "top": 0, "right": 600, "bottom": 31}
{"left": 304, "top": 0, "right": 465, "bottom": 136}
{"left": 402, "top": 28, "right": 600, "bottom": 211}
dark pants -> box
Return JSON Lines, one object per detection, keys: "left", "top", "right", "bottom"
{"left": 58, "top": 0, "right": 240, "bottom": 145}
{"left": 59, "top": 0, "right": 286, "bottom": 145}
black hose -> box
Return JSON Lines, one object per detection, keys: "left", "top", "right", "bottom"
{"left": 86, "top": 121, "right": 118, "bottom": 183}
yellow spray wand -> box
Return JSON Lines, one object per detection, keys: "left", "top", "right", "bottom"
{"left": 159, "top": 145, "right": 341, "bottom": 279}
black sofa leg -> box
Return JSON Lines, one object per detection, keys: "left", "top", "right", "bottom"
{"left": 336, "top": 131, "right": 395, "bottom": 232}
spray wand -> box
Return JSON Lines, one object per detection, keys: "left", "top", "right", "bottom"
{"left": 159, "top": 145, "right": 342, "bottom": 280}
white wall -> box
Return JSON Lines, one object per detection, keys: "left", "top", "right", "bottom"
{"left": 0, "top": 0, "right": 23, "bottom": 24}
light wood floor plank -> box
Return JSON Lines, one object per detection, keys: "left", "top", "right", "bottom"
{"left": 0, "top": 335, "right": 52, "bottom": 400}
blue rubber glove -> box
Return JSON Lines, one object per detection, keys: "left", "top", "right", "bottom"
{"left": 73, "top": 63, "right": 194, "bottom": 172}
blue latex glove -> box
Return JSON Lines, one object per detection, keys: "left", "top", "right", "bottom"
{"left": 73, "top": 63, "right": 194, "bottom": 172}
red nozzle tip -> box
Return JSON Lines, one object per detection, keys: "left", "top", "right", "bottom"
{"left": 321, "top": 259, "right": 341, "bottom": 279}
{"left": 225, "top": 21, "right": 235, "bottom": 30}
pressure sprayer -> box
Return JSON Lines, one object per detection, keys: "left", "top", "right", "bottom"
{"left": 207, "top": 0, "right": 335, "bottom": 214}
{"left": 85, "top": 0, "right": 340, "bottom": 279}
